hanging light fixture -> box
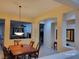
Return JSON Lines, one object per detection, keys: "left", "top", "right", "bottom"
{"left": 14, "top": 5, "right": 24, "bottom": 36}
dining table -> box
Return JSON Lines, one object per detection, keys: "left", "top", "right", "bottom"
{"left": 9, "top": 44, "right": 37, "bottom": 59}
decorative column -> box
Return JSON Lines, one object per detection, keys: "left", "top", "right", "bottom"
{"left": 57, "top": 13, "right": 64, "bottom": 52}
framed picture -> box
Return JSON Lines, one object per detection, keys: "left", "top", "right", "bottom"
{"left": 66, "top": 29, "right": 74, "bottom": 42}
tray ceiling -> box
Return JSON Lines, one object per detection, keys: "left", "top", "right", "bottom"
{"left": 0, "top": 0, "right": 62, "bottom": 18}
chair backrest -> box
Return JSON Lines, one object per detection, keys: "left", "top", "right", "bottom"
{"left": 36, "top": 43, "right": 40, "bottom": 50}
{"left": 29, "top": 41, "right": 35, "bottom": 47}
{"left": 2, "top": 46, "right": 9, "bottom": 57}
{"left": 35, "top": 42, "right": 40, "bottom": 55}
{"left": 30, "top": 42, "right": 40, "bottom": 58}
{"left": 1, "top": 45, "right": 14, "bottom": 59}
{"left": 2, "top": 46, "right": 9, "bottom": 56}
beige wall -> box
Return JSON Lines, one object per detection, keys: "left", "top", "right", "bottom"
{"left": 0, "top": 5, "right": 74, "bottom": 52}
{"left": 43, "top": 20, "right": 52, "bottom": 48}
{"left": 75, "top": 10, "right": 79, "bottom": 50}
{"left": 34, "top": 5, "right": 74, "bottom": 52}
{"left": 0, "top": 13, "right": 33, "bottom": 47}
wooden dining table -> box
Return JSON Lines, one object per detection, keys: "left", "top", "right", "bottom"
{"left": 9, "top": 44, "right": 37, "bottom": 59}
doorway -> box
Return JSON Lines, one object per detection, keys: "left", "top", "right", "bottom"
{"left": 39, "top": 19, "right": 57, "bottom": 57}
{"left": 39, "top": 24, "right": 44, "bottom": 46}
{"left": 39, "top": 19, "right": 57, "bottom": 48}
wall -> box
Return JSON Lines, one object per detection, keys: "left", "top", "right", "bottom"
{"left": 0, "top": 13, "right": 33, "bottom": 47}
{"left": 74, "top": 10, "right": 79, "bottom": 50}
{"left": 44, "top": 20, "right": 52, "bottom": 48}
{"left": 0, "top": 5, "right": 74, "bottom": 52}
{"left": 41, "top": 19, "right": 56, "bottom": 48}
{"left": 63, "top": 12, "right": 76, "bottom": 48}
{"left": 34, "top": 5, "right": 74, "bottom": 52}
{"left": 51, "top": 23, "right": 56, "bottom": 48}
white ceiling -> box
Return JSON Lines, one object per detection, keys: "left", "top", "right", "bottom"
{"left": 55, "top": 0, "right": 79, "bottom": 9}
{"left": 0, "top": 0, "right": 62, "bottom": 18}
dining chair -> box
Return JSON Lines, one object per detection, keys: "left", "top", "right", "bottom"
{"left": 29, "top": 41, "right": 35, "bottom": 47}
{"left": 28, "top": 42, "right": 40, "bottom": 59}
{"left": 2, "top": 46, "right": 14, "bottom": 59}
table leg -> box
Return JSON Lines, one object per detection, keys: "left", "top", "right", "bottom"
{"left": 14, "top": 56, "right": 18, "bottom": 59}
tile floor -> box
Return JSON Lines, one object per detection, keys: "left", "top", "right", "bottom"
{"left": 39, "top": 45, "right": 57, "bottom": 57}
{"left": 38, "top": 50, "right": 79, "bottom": 59}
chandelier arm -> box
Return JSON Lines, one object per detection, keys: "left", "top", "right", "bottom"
{"left": 19, "top": 6, "right": 21, "bottom": 21}
{"left": 14, "top": 5, "right": 24, "bottom": 36}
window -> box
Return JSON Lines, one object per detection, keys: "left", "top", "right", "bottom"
{"left": 66, "top": 29, "right": 74, "bottom": 42}
{"left": 10, "top": 20, "right": 32, "bottom": 39}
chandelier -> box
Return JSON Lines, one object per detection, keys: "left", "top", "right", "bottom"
{"left": 14, "top": 5, "right": 24, "bottom": 36}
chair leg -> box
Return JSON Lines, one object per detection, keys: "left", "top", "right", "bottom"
{"left": 28, "top": 55, "right": 31, "bottom": 59}
{"left": 14, "top": 56, "right": 18, "bottom": 59}
{"left": 23, "top": 55, "right": 26, "bottom": 59}
{"left": 4, "top": 56, "right": 8, "bottom": 59}
{"left": 35, "top": 57, "right": 38, "bottom": 59}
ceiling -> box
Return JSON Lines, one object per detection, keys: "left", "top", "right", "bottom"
{"left": 0, "top": 0, "right": 62, "bottom": 18}
{"left": 55, "top": 0, "right": 79, "bottom": 9}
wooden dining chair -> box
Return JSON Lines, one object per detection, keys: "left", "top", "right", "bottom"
{"left": 29, "top": 41, "right": 35, "bottom": 47}
{"left": 2, "top": 46, "right": 14, "bottom": 59}
{"left": 28, "top": 42, "right": 40, "bottom": 59}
